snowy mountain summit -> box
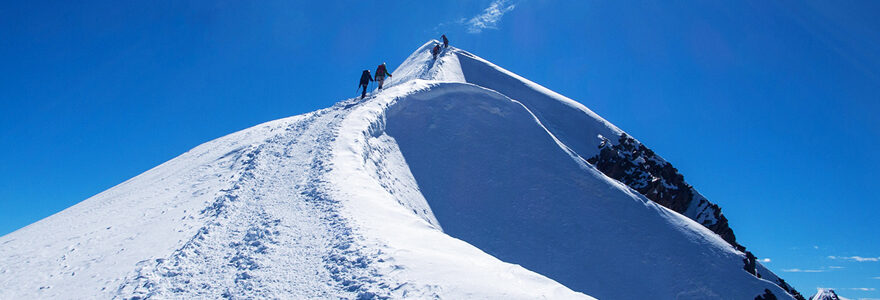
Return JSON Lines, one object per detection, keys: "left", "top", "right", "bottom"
{"left": 810, "top": 288, "right": 842, "bottom": 300}
{"left": 810, "top": 288, "right": 845, "bottom": 300}
{"left": 1, "top": 41, "right": 803, "bottom": 299}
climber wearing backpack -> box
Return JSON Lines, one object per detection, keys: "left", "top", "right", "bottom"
{"left": 441, "top": 34, "right": 449, "bottom": 48}
{"left": 431, "top": 44, "right": 441, "bottom": 60}
{"left": 375, "top": 63, "right": 392, "bottom": 90}
{"left": 358, "top": 69, "right": 373, "bottom": 99}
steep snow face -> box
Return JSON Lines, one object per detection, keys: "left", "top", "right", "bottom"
{"left": 454, "top": 49, "right": 623, "bottom": 160}
{"left": 456, "top": 48, "right": 737, "bottom": 240}
{"left": 447, "top": 47, "right": 802, "bottom": 298}
{"left": 382, "top": 51, "right": 792, "bottom": 299}
{"left": 456, "top": 48, "right": 736, "bottom": 244}
{"left": 330, "top": 80, "right": 591, "bottom": 299}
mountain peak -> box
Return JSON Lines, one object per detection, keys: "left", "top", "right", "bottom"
{"left": 810, "top": 288, "right": 842, "bottom": 300}
{"left": 388, "top": 40, "right": 465, "bottom": 85}
{"left": 0, "top": 41, "right": 801, "bottom": 299}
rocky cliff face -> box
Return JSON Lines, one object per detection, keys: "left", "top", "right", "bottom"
{"left": 587, "top": 133, "right": 805, "bottom": 300}
{"left": 587, "top": 133, "right": 739, "bottom": 247}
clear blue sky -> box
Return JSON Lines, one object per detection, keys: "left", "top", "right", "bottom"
{"left": 1, "top": 0, "right": 878, "bottom": 297}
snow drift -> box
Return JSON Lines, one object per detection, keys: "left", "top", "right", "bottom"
{"left": 1, "top": 40, "right": 798, "bottom": 299}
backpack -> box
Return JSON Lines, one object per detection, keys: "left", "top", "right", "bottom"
{"left": 360, "top": 70, "right": 371, "bottom": 84}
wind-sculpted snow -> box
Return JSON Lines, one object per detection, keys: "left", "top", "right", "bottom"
{"left": 451, "top": 47, "right": 802, "bottom": 299}
{"left": 455, "top": 50, "right": 623, "bottom": 160}
{"left": 382, "top": 81, "right": 793, "bottom": 299}
{"left": 328, "top": 81, "right": 591, "bottom": 299}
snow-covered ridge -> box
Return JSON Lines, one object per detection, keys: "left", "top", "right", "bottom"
{"left": 386, "top": 40, "right": 465, "bottom": 86}
{"left": 0, "top": 49, "right": 590, "bottom": 298}
{"left": 444, "top": 45, "right": 805, "bottom": 299}
{"left": 1, "top": 41, "right": 799, "bottom": 299}
{"left": 455, "top": 45, "right": 738, "bottom": 248}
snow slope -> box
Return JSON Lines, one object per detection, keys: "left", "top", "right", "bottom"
{"left": 810, "top": 288, "right": 844, "bottom": 300}
{"left": 0, "top": 42, "right": 588, "bottom": 299}
{"left": 377, "top": 42, "right": 796, "bottom": 300}
{"left": 457, "top": 48, "right": 741, "bottom": 250}
{"left": 1, "top": 40, "right": 796, "bottom": 299}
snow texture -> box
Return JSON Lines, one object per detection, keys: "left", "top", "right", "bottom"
{"left": 1, "top": 40, "right": 796, "bottom": 299}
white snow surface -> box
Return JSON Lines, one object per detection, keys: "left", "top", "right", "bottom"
{"left": 1, "top": 40, "right": 794, "bottom": 299}
{"left": 811, "top": 288, "right": 846, "bottom": 300}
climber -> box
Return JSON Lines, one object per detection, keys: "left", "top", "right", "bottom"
{"left": 431, "top": 44, "right": 441, "bottom": 60}
{"left": 441, "top": 34, "right": 449, "bottom": 48}
{"left": 358, "top": 69, "right": 373, "bottom": 99}
{"left": 375, "top": 63, "right": 392, "bottom": 90}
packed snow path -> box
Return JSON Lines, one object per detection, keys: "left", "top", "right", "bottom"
{"left": 113, "top": 106, "right": 391, "bottom": 298}
{"left": 1, "top": 40, "right": 798, "bottom": 299}
{"left": 0, "top": 105, "right": 386, "bottom": 298}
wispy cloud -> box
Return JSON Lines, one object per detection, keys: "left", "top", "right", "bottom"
{"left": 783, "top": 268, "right": 826, "bottom": 273}
{"left": 873, "top": 277, "right": 880, "bottom": 279}
{"left": 759, "top": 258, "right": 771, "bottom": 263}
{"left": 466, "top": 0, "right": 517, "bottom": 34}
{"left": 828, "top": 266, "right": 845, "bottom": 269}
{"left": 829, "top": 256, "right": 880, "bottom": 262}
{"left": 849, "top": 288, "right": 877, "bottom": 291}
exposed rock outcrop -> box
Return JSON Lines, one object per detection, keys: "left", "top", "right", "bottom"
{"left": 587, "top": 133, "right": 739, "bottom": 248}
{"left": 777, "top": 278, "right": 806, "bottom": 300}
{"left": 756, "top": 289, "right": 779, "bottom": 300}
{"left": 588, "top": 133, "right": 805, "bottom": 300}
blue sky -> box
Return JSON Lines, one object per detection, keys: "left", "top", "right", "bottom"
{"left": 1, "top": 0, "right": 878, "bottom": 297}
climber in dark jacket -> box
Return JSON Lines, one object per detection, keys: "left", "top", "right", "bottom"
{"left": 431, "top": 44, "right": 441, "bottom": 60}
{"left": 375, "top": 63, "right": 392, "bottom": 90}
{"left": 441, "top": 34, "right": 449, "bottom": 48}
{"left": 359, "top": 70, "right": 373, "bottom": 99}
